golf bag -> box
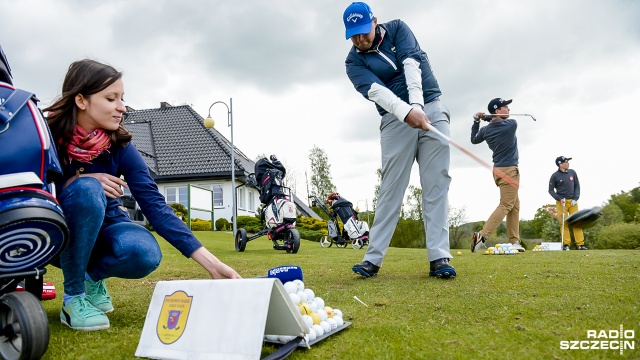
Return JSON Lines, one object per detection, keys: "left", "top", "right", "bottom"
{"left": 327, "top": 193, "right": 369, "bottom": 241}
{"left": 0, "top": 45, "right": 68, "bottom": 280}
{"left": 254, "top": 156, "right": 296, "bottom": 229}
{"left": 0, "top": 44, "right": 68, "bottom": 359}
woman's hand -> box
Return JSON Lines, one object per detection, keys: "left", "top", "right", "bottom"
{"left": 191, "top": 247, "right": 242, "bottom": 279}
{"left": 65, "top": 173, "right": 128, "bottom": 199}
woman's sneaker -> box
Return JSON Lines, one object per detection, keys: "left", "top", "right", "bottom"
{"left": 60, "top": 296, "right": 110, "bottom": 331}
{"left": 85, "top": 279, "right": 114, "bottom": 313}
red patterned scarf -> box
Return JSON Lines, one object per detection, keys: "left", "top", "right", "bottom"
{"left": 66, "top": 126, "right": 111, "bottom": 163}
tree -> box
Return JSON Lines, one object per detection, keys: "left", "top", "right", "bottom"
{"left": 530, "top": 204, "right": 557, "bottom": 238}
{"left": 448, "top": 206, "right": 469, "bottom": 249}
{"left": 372, "top": 168, "right": 382, "bottom": 212}
{"left": 308, "top": 145, "right": 336, "bottom": 201}
{"left": 609, "top": 191, "right": 639, "bottom": 223}
{"left": 405, "top": 185, "right": 422, "bottom": 221}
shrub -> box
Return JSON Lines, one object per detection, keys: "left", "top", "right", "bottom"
{"left": 592, "top": 223, "right": 640, "bottom": 249}
{"left": 237, "top": 216, "right": 261, "bottom": 229}
{"left": 296, "top": 217, "right": 327, "bottom": 232}
{"left": 297, "top": 229, "right": 325, "bottom": 242}
{"left": 169, "top": 203, "right": 188, "bottom": 222}
{"left": 215, "top": 217, "right": 230, "bottom": 231}
{"left": 190, "top": 218, "right": 212, "bottom": 231}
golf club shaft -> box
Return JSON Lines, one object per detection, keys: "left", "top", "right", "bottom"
{"left": 479, "top": 114, "right": 536, "bottom": 121}
{"left": 426, "top": 123, "right": 519, "bottom": 189}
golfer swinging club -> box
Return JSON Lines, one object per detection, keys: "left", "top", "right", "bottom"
{"left": 470, "top": 98, "right": 525, "bottom": 253}
{"left": 343, "top": 2, "right": 455, "bottom": 279}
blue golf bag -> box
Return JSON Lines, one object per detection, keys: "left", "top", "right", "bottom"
{"left": 0, "top": 45, "right": 68, "bottom": 359}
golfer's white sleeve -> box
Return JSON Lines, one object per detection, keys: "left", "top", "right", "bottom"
{"left": 402, "top": 58, "right": 424, "bottom": 108}
{"left": 368, "top": 83, "right": 412, "bottom": 121}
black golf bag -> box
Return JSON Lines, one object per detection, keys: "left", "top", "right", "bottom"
{"left": 254, "top": 156, "right": 296, "bottom": 228}
{"left": 235, "top": 156, "right": 300, "bottom": 254}
{"left": 329, "top": 196, "right": 369, "bottom": 241}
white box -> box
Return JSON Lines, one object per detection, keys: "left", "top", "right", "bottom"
{"left": 541, "top": 242, "right": 562, "bottom": 251}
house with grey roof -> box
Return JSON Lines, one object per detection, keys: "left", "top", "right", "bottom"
{"left": 122, "top": 102, "right": 319, "bottom": 228}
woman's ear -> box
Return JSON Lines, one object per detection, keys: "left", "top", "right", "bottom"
{"left": 75, "top": 94, "right": 86, "bottom": 111}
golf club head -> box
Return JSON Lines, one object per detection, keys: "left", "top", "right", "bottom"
{"left": 566, "top": 207, "right": 602, "bottom": 229}
{"left": 267, "top": 265, "right": 303, "bottom": 284}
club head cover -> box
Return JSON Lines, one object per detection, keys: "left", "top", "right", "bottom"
{"left": 267, "top": 265, "right": 303, "bottom": 284}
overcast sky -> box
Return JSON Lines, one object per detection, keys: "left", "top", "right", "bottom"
{"left": 2, "top": 0, "right": 639, "bottom": 222}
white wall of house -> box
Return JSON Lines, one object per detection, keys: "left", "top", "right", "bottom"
{"left": 155, "top": 179, "right": 259, "bottom": 226}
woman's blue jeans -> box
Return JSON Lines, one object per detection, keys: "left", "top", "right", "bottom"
{"left": 56, "top": 178, "right": 162, "bottom": 296}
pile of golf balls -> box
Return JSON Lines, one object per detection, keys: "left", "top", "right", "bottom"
{"left": 264, "top": 279, "right": 345, "bottom": 344}
{"left": 483, "top": 243, "right": 519, "bottom": 255}
{"left": 532, "top": 244, "right": 551, "bottom": 251}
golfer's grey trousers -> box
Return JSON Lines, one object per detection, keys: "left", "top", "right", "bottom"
{"left": 364, "top": 99, "right": 452, "bottom": 266}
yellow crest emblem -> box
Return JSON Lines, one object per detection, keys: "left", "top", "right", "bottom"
{"left": 156, "top": 290, "right": 193, "bottom": 344}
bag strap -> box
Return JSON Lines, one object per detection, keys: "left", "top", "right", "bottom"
{"left": 262, "top": 336, "right": 304, "bottom": 360}
{"left": 0, "top": 88, "right": 35, "bottom": 125}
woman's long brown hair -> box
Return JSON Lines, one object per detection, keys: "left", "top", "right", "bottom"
{"left": 44, "top": 59, "right": 132, "bottom": 167}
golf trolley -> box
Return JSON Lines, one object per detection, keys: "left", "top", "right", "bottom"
{"left": 235, "top": 156, "right": 300, "bottom": 254}
{"left": 0, "top": 52, "right": 69, "bottom": 360}
{"left": 309, "top": 194, "right": 369, "bottom": 249}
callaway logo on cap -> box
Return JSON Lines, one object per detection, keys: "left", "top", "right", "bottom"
{"left": 343, "top": 2, "right": 374, "bottom": 39}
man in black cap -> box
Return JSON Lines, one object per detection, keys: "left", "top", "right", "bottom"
{"left": 549, "top": 156, "right": 586, "bottom": 250}
{"left": 470, "top": 98, "right": 524, "bottom": 252}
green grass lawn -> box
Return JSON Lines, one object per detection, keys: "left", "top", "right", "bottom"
{"left": 40, "top": 232, "right": 640, "bottom": 359}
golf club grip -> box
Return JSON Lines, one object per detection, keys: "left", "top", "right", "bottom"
{"left": 425, "top": 123, "right": 519, "bottom": 189}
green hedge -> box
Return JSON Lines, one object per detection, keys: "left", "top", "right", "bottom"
{"left": 592, "top": 223, "right": 640, "bottom": 249}
{"left": 298, "top": 229, "right": 325, "bottom": 242}
{"left": 190, "top": 218, "right": 212, "bottom": 231}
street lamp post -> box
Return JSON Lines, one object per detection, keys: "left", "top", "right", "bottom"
{"left": 204, "top": 98, "right": 236, "bottom": 237}
{"left": 355, "top": 199, "right": 370, "bottom": 226}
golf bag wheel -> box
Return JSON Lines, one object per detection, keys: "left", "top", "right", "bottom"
{"left": 235, "top": 229, "right": 247, "bottom": 252}
{"left": 352, "top": 238, "right": 364, "bottom": 249}
{"left": 320, "top": 236, "right": 330, "bottom": 248}
{"left": 284, "top": 229, "right": 300, "bottom": 254}
{"left": 0, "top": 291, "right": 49, "bottom": 360}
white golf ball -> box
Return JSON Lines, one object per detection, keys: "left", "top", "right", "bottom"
{"left": 308, "top": 300, "right": 319, "bottom": 312}
{"left": 320, "top": 320, "right": 331, "bottom": 333}
{"left": 283, "top": 282, "right": 297, "bottom": 294}
{"left": 314, "top": 297, "right": 325, "bottom": 309}
{"left": 326, "top": 318, "right": 337, "bottom": 330}
{"left": 265, "top": 334, "right": 278, "bottom": 341}
{"left": 278, "top": 335, "right": 295, "bottom": 343}
{"left": 296, "top": 290, "right": 308, "bottom": 303}
{"left": 304, "top": 288, "right": 315, "bottom": 301}
{"left": 334, "top": 316, "right": 344, "bottom": 327}
{"left": 312, "top": 324, "right": 324, "bottom": 336}
{"left": 301, "top": 314, "right": 314, "bottom": 328}
{"left": 293, "top": 279, "right": 304, "bottom": 292}
{"left": 333, "top": 309, "right": 343, "bottom": 318}
{"left": 307, "top": 328, "right": 317, "bottom": 341}
{"left": 316, "top": 309, "right": 328, "bottom": 321}
{"left": 288, "top": 293, "right": 300, "bottom": 305}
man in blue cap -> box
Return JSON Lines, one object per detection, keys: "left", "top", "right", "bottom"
{"left": 343, "top": 2, "right": 455, "bottom": 279}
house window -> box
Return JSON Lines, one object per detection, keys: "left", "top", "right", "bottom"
{"left": 248, "top": 190, "right": 255, "bottom": 212}
{"left": 166, "top": 186, "right": 188, "bottom": 207}
{"left": 213, "top": 185, "right": 223, "bottom": 206}
{"left": 238, "top": 187, "right": 245, "bottom": 210}
{"left": 197, "top": 184, "right": 224, "bottom": 207}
